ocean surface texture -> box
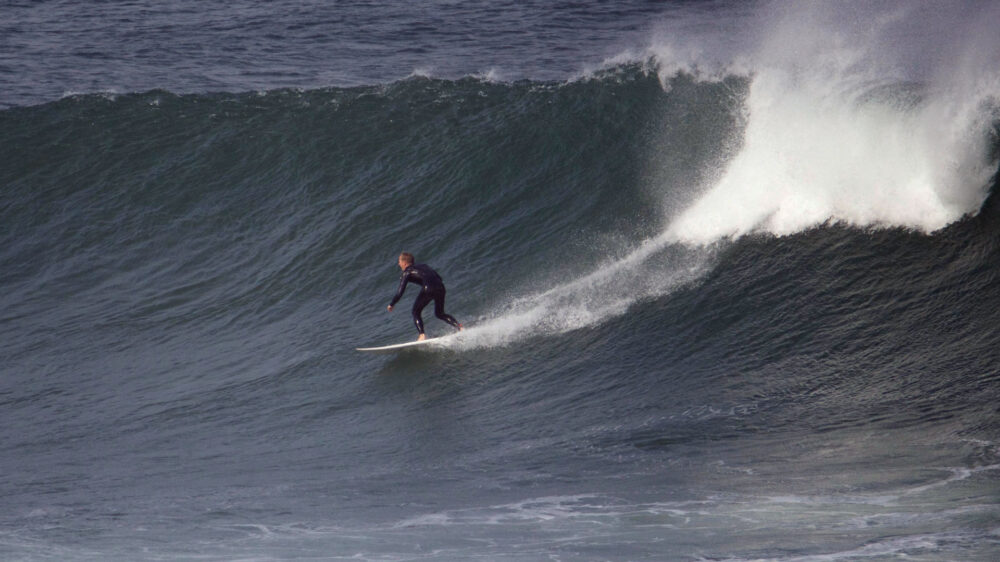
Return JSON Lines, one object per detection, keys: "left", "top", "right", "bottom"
{"left": 3, "top": 1, "right": 1000, "bottom": 560}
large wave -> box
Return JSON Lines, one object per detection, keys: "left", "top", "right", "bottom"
{"left": 451, "top": 1, "right": 1000, "bottom": 349}
{"left": 2, "top": 3, "right": 998, "bottom": 355}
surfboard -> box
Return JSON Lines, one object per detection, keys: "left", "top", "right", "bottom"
{"left": 356, "top": 336, "right": 449, "bottom": 354}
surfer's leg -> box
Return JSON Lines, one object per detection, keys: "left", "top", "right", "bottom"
{"left": 411, "top": 292, "right": 433, "bottom": 337}
{"left": 431, "top": 289, "right": 461, "bottom": 330}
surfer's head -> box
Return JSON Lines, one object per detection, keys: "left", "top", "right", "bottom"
{"left": 398, "top": 252, "right": 414, "bottom": 270}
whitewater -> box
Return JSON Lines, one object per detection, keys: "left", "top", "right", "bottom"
{"left": 2, "top": 1, "right": 999, "bottom": 560}
{"left": 454, "top": 1, "right": 1000, "bottom": 350}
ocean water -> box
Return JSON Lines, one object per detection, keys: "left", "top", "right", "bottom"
{"left": 2, "top": 1, "right": 1000, "bottom": 560}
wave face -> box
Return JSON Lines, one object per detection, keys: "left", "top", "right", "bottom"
{"left": 2, "top": 2, "right": 1000, "bottom": 561}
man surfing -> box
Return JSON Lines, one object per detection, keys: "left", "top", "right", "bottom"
{"left": 387, "top": 252, "right": 462, "bottom": 341}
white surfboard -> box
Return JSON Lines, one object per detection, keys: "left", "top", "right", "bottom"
{"left": 356, "top": 336, "right": 451, "bottom": 354}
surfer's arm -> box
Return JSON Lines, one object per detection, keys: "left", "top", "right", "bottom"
{"left": 388, "top": 271, "right": 411, "bottom": 308}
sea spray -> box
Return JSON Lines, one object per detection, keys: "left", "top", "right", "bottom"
{"left": 452, "top": 240, "right": 715, "bottom": 350}
{"left": 667, "top": 1, "right": 1000, "bottom": 242}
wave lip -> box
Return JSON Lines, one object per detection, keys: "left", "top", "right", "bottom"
{"left": 667, "top": 76, "right": 998, "bottom": 243}
{"left": 662, "top": 1, "right": 1000, "bottom": 244}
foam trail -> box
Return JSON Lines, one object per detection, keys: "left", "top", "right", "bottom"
{"left": 452, "top": 234, "right": 713, "bottom": 350}
{"left": 667, "top": 1, "right": 1000, "bottom": 243}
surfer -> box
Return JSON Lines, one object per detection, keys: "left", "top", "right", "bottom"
{"left": 387, "top": 252, "right": 462, "bottom": 340}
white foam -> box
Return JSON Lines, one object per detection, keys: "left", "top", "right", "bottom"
{"left": 666, "top": 1, "right": 1000, "bottom": 243}
{"left": 392, "top": 494, "right": 716, "bottom": 529}
{"left": 750, "top": 533, "right": 954, "bottom": 561}
{"left": 446, "top": 234, "right": 713, "bottom": 350}
{"left": 473, "top": 68, "right": 505, "bottom": 83}
{"left": 392, "top": 495, "right": 616, "bottom": 528}
{"left": 407, "top": 67, "right": 434, "bottom": 80}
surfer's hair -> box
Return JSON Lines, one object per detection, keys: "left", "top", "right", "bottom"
{"left": 399, "top": 252, "right": 414, "bottom": 265}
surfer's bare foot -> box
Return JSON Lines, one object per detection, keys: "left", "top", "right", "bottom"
{"left": 418, "top": 334, "right": 427, "bottom": 341}
{"left": 458, "top": 324, "right": 463, "bottom": 331}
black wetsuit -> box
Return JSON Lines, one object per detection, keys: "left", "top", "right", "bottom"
{"left": 389, "top": 263, "right": 461, "bottom": 335}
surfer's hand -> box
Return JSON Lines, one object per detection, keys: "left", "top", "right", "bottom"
{"left": 387, "top": 305, "right": 393, "bottom": 312}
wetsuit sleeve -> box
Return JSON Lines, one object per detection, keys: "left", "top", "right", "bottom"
{"left": 389, "top": 271, "right": 410, "bottom": 307}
